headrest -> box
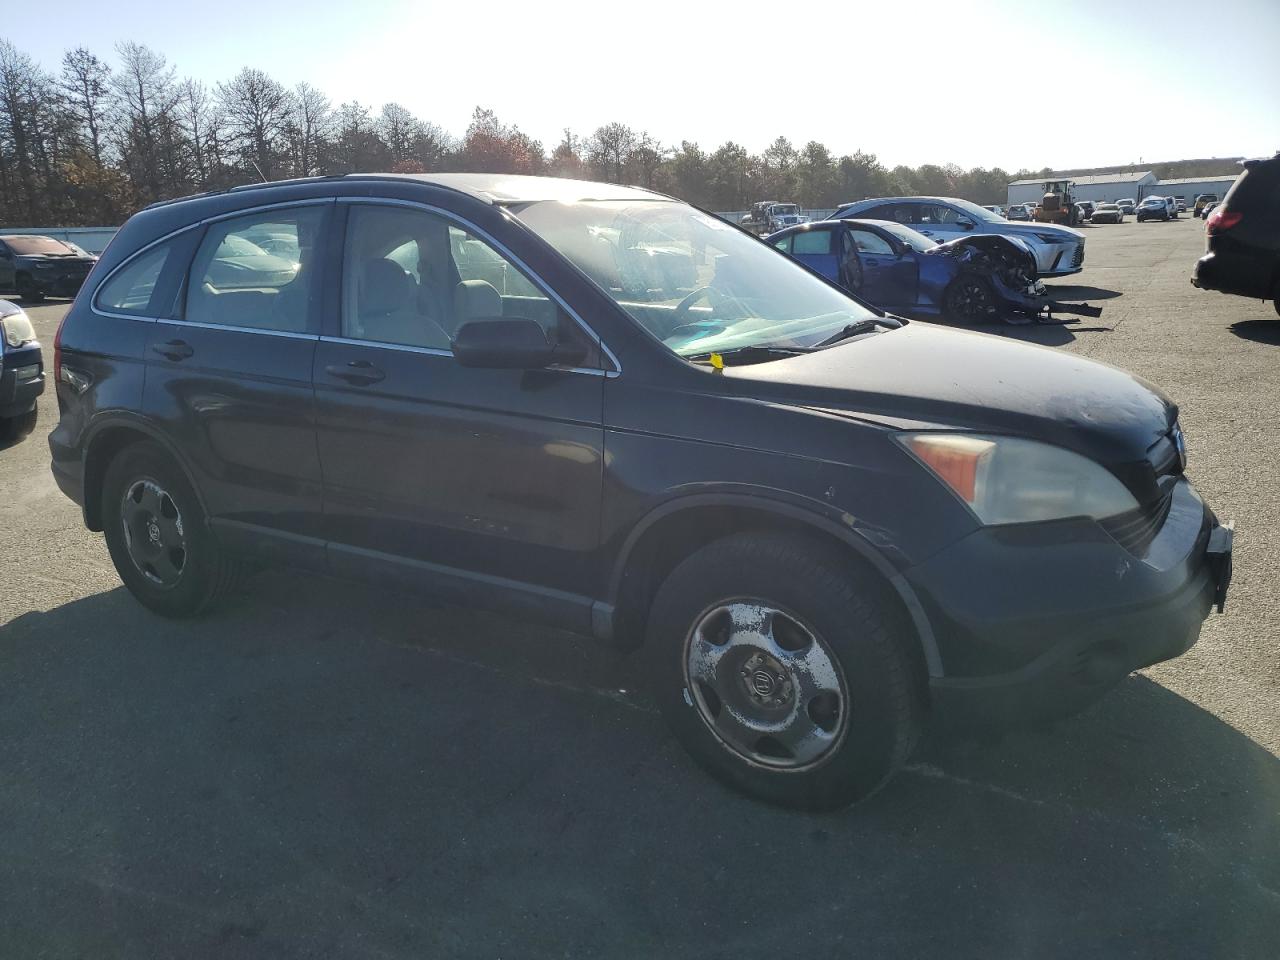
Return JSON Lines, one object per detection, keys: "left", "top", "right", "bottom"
{"left": 453, "top": 279, "right": 502, "bottom": 324}
{"left": 361, "top": 259, "right": 415, "bottom": 314}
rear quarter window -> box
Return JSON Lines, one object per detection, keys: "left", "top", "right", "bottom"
{"left": 95, "top": 241, "right": 176, "bottom": 316}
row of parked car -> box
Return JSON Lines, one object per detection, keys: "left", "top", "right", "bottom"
{"left": 2, "top": 169, "right": 1242, "bottom": 811}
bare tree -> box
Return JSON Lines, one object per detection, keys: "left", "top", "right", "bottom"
{"left": 59, "top": 47, "right": 111, "bottom": 167}
{"left": 0, "top": 39, "right": 49, "bottom": 220}
{"left": 176, "top": 78, "right": 215, "bottom": 187}
{"left": 217, "top": 67, "right": 292, "bottom": 179}
{"left": 289, "top": 81, "right": 330, "bottom": 177}
{"left": 379, "top": 102, "right": 421, "bottom": 166}
{"left": 111, "top": 41, "right": 179, "bottom": 202}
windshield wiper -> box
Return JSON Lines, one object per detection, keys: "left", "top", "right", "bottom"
{"left": 685, "top": 344, "right": 813, "bottom": 365}
{"left": 812, "top": 319, "right": 882, "bottom": 349}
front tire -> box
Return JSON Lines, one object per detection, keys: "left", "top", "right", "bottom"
{"left": 102, "top": 442, "right": 244, "bottom": 617}
{"left": 15, "top": 274, "right": 44, "bottom": 303}
{"left": 645, "top": 533, "right": 924, "bottom": 810}
{"left": 944, "top": 274, "right": 998, "bottom": 325}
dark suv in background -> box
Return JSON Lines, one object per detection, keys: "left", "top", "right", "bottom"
{"left": 49, "top": 174, "right": 1233, "bottom": 809}
{"left": 0, "top": 234, "right": 97, "bottom": 302}
{"left": 1192, "top": 154, "right": 1279, "bottom": 316}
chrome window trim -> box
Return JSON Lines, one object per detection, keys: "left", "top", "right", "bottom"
{"left": 317, "top": 335, "right": 608, "bottom": 377}
{"left": 164, "top": 319, "right": 319, "bottom": 341}
{"left": 336, "top": 196, "right": 620, "bottom": 376}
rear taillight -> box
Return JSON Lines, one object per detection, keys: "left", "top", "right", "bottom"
{"left": 53, "top": 311, "right": 66, "bottom": 383}
{"left": 1206, "top": 207, "right": 1243, "bottom": 235}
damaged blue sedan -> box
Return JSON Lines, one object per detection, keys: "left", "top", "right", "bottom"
{"left": 767, "top": 219, "right": 1098, "bottom": 325}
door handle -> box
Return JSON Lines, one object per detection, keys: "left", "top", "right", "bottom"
{"left": 151, "top": 339, "right": 193, "bottom": 361}
{"left": 325, "top": 360, "right": 386, "bottom": 385}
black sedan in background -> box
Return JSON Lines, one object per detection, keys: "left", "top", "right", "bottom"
{"left": 1193, "top": 153, "right": 1278, "bottom": 316}
{"left": 0, "top": 234, "right": 98, "bottom": 302}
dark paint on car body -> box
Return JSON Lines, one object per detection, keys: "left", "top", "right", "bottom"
{"left": 49, "top": 173, "right": 1231, "bottom": 806}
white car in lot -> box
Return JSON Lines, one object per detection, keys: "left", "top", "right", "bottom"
{"left": 828, "top": 197, "right": 1086, "bottom": 276}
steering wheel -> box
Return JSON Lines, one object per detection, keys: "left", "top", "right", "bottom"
{"left": 672, "top": 286, "right": 714, "bottom": 323}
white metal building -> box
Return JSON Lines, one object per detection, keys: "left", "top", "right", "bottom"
{"left": 1007, "top": 171, "right": 1157, "bottom": 207}
{"left": 1150, "top": 175, "right": 1239, "bottom": 204}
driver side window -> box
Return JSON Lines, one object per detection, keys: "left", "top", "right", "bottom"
{"left": 341, "top": 205, "right": 595, "bottom": 363}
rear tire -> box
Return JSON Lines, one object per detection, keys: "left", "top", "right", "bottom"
{"left": 644, "top": 533, "right": 924, "bottom": 810}
{"left": 102, "top": 442, "right": 244, "bottom": 617}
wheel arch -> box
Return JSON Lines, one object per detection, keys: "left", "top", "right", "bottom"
{"left": 602, "top": 493, "right": 943, "bottom": 678}
{"left": 81, "top": 415, "right": 208, "bottom": 532}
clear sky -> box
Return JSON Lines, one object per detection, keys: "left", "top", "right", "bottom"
{"left": 6, "top": 0, "right": 1278, "bottom": 171}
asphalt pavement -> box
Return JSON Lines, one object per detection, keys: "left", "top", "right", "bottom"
{"left": 1, "top": 216, "right": 1277, "bottom": 958}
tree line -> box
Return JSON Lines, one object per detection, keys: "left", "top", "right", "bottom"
{"left": 0, "top": 37, "right": 1045, "bottom": 226}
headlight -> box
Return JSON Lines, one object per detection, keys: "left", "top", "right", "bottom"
{"left": 1033, "top": 232, "right": 1067, "bottom": 244}
{"left": 900, "top": 433, "right": 1138, "bottom": 525}
{"left": 1, "top": 310, "right": 36, "bottom": 348}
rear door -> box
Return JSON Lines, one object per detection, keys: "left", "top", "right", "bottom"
{"left": 788, "top": 226, "right": 841, "bottom": 282}
{"left": 142, "top": 201, "right": 331, "bottom": 561}
{"left": 312, "top": 200, "right": 606, "bottom": 624}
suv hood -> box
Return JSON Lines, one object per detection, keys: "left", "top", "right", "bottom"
{"left": 725, "top": 323, "right": 1175, "bottom": 467}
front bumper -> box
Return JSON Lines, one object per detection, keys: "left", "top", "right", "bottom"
{"left": 906, "top": 479, "right": 1231, "bottom": 725}
{"left": 1192, "top": 249, "right": 1275, "bottom": 299}
{"left": 23, "top": 269, "right": 91, "bottom": 297}
{"left": 1036, "top": 240, "right": 1085, "bottom": 276}
{"left": 0, "top": 344, "right": 44, "bottom": 418}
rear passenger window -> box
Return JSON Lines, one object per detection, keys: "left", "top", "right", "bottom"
{"left": 185, "top": 206, "right": 326, "bottom": 333}
{"left": 96, "top": 242, "right": 173, "bottom": 316}
{"left": 792, "top": 230, "right": 834, "bottom": 255}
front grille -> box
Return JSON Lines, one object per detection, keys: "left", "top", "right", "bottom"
{"left": 1100, "top": 423, "right": 1184, "bottom": 555}
{"left": 1071, "top": 243, "right": 1085, "bottom": 267}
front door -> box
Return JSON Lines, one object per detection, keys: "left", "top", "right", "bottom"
{"left": 844, "top": 226, "right": 918, "bottom": 309}
{"left": 142, "top": 202, "right": 331, "bottom": 558}
{"left": 312, "top": 202, "right": 606, "bottom": 624}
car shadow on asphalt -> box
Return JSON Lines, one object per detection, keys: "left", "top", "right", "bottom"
{"left": 1229, "top": 319, "right": 1280, "bottom": 344}
{"left": 2, "top": 573, "right": 1278, "bottom": 956}
{"left": 1041, "top": 284, "right": 1124, "bottom": 302}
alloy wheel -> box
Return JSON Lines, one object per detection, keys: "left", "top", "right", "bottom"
{"left": 120, "top": 478, "right": 187, "bottom": 588}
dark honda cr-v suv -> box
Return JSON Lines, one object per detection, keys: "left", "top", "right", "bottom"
{"left": 50, "top": 174, "right": 1233, "bottom": 808}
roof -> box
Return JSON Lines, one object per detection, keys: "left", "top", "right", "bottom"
{"left": 149, "top": 173, "right": 665, "bottom": 212}
{"left": 1008, "top": 171, "right": 1154, "bottom": 186}
{"left": 1154, "top": 175, "right": 1239, "bottom": 186}
{"left": 369, "top": 173, "right": 665, "bottom": 204}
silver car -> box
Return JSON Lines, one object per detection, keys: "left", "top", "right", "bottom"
{"left": 828, "top": 196, "right": 1086, "bottom": 276}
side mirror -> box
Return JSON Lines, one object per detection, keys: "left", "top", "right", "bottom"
{"left": 452, "top": 318, "right": 585, "bottom": 369}
{"left": 957, "top": 219, "right": 975, "bottom": 230}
